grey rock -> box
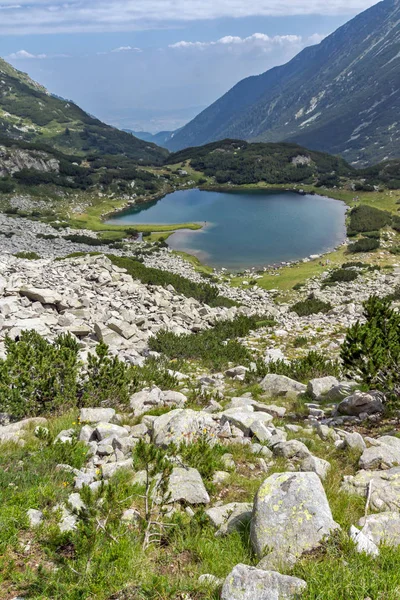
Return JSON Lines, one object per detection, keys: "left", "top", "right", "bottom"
{"left": 198, "top": 574, "right": 223, "bottom": 587}
{"left": 360, "top": 512, "right": 400, "bottom": 547}
{"left": 221, "top": 564, "right": 307, "bottom": 600}
{"left": 167, "top": 467, "right": 210, "bottom": 504}
{"left": 221, "top": 408, "right": 273, "bottom": 435}
{"left": 216, "top": 503, "right": 253, "bottom": 537}
{"left": 27, "top": 508, "right": 43, "bottom": 528}
{"left": 251, "top": 472, "right": 339, "bottom": 568}
{"left": 93, "top": 423, "right": 129, "bottom": 442}
{"left": 273, "top": 440, "right": 311, "bottom": 460}
{"left": 152, "top": 409, "right": 218, "bottom": 447}
{"left": 343, "top": 432, "right": 366, "bottom": 452}
{"left": 68, "top": 493, "right": 86, "bottom": 512}
{"left": 300, "top": 455, "right": 331, "bottom": 481}
{"left": 342, "top": 467, "right": 400, "bottom": 511}
{"left": 350, "top": 525, "right": 379, "bottom": 557}
{"left": 102, "top": 459, "right": 133, "bottom": 479}
{"left": 212, "top": 470, "right": 230, "bottom": 485}
{"left": 19, "top": 286, "right": 62, "bottom": 306}
{"left": 307, "top": 376, "right": 339, "bottom": 401}
{"left": 325, "top": 382, "right": 357, "bottom": 402}
{"left": 260, "top": 374, "right": 306, "bottom": 398}
{"left": 359, "top": 437, "right": 400, "bottom": 470}
{"left": 121, "top": 508, "right": 140, "bottom": 523}
{"left": 80, "top": 408, "right": 116, "bottom": 424}
{"left": 206, "top": 503, "right": 251, "bottom": 528}
{"left": 338, "top": 391, "right": 384, "bottom": 416}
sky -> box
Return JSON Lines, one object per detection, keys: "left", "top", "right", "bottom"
{"left": 0, "top": 0, "right": 380, "bottom": 133}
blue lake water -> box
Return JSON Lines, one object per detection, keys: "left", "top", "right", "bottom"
{"left": 106, "top": 189, "right": 347, "bottom": 271}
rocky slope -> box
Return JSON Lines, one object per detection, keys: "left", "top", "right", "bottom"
{"left": 167, "top": 0, "right": 400, "bottom": 167}
{"left": 1, "top": 241, "right": 400, "bottom": 598}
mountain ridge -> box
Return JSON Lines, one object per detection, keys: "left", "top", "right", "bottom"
{"left": 0, "top": 58, "right": 167, "bottom": 165}
{"left": 166, "top": 0, "right": 400, "bottom": 166}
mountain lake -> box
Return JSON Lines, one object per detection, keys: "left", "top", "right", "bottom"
{"left": 106, "top": 188, "right": 347, "bottom": 270}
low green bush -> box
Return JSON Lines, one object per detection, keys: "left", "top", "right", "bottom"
{"left": 341, "top": 261, "right": 366, "bottom": 269}
{"left": 323, "top": 269, "right": 359, "bottom": 286}
{"left": 291, "top": 296, "right": 332, "bottom": 316}
{"left": 109, "top": 255, "right": 237, "bottom": 308}
{"left": 0, "top": 331, "right": 179, "bottom": 418}
{"left": 14, "top": 251, "right": 41, "bottom": 260}
{"left": 63, "top": 234, "right": 116, "bottom": 246}
{"left": 347, "top": 205, "right": 392, "bottom": 234}
{"left": 293, "top": 336, "right": 308, "bottom": 348}
{"left": 363, "top": 231, "right": 381, "bottom": 239}
{"left": 256, "top": 351, "right": 341, "bottom": 383}
{"left": 36, "top": 233, "right": 57, "bottom": 240}
{"left": 148, "top": 315, "right": 267, "bottom": 370}
{"left": 347, "top": 238, "right": 380, "bottom": 253}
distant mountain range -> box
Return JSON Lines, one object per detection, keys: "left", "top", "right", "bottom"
{"left": 0, "top": 58, "right": 167, "bottom": 165}
{"left": 123, "top": 129, "right": 178, "bottom": 149}
{"left": 166, "top": 0, "right": 400, "bottom": 167}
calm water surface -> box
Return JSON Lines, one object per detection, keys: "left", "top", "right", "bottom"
{"left": 106, "top": 189, "right": 347, "bottom": 270}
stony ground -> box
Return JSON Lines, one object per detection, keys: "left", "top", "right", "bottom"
{"left": 1, "top": 232, "right": 400, "bottom": 599}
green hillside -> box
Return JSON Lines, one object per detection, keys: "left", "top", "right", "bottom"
{"left": 0, "top": 58, "right": 167, "bottom": 165}
{"left": 167, "top": 140, "right": 354, "bottom": 186}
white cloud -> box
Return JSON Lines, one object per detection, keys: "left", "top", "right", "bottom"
{"left": 111, "top": 46, "right": 142, "bottom": 53}
{"left": 7, "top": 49, "right": 47, "bottom": 59}
{"left": 169, "top": 33, "right": 320, "bottom": 53}
{"left": 0, "top": 0, "right": 380, "bottom": 35}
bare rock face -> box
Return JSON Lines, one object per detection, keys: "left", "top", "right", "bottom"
{"left": 251, "top": 472, "right": 340, "bottom": 569}
{"left": 0, "top": 146, "right": 60, "bottom": 177}
{"left": 221, "top": 564, "right": 307, "bottom": 600}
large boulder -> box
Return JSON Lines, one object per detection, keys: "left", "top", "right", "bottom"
{"left": 342, "top": 467, "right": 400, "bottom": 512}
{"left": 151, "top": 409, "right": 219, "bottom": 447}
{"left": 260, "top": 375, "right": 306, "bottom": 399}
{"left": 220, "top": 407, "right": 273, "bottom": 435}
{"left": 359, "top": 436, "right": 400, "bottom": 470}
{"left": 337, "top": 391, "right": 384, "bottom": 416}
{"left": 80, "top": 408, "right": 116, "bottom": 424}
{"left": 221, "top": 564, "right": 307, "bottom": 600}
{"left": 251, "top": 472, "right": 339, "bottom": 568}
{"left": 307, "top": 377, "right": 339, "bottom": 401}
{"left": 167, "top": 467, "right": 210, "bottom": 505}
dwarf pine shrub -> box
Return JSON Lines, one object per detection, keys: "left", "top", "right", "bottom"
{"left": 291, "top": 296, "right": 332, "bottom": 316}
{"left": 341, "top": 295, "right": 400, "bottom": 396}
{"left": 348, "top": 238, "right": 380, "bottom": 253}
{"left": 148, "top": 315, "right": 265, "bottom": 370}
{"left": 323, "top": 269, "right": 359, "bottom": 286}
{"left": 0, "top": 331, "right": 80, "bottom": 418}
{"left": 80, "top": 342, "right": 134, "bottom": 406}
